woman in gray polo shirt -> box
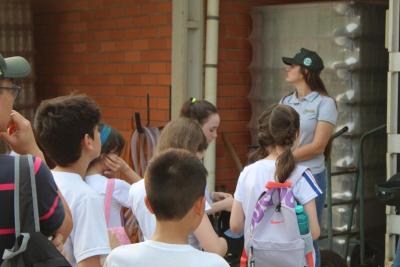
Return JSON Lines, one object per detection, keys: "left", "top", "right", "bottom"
{"left": 280, "top": 48, "right": 337, "bottom": 267}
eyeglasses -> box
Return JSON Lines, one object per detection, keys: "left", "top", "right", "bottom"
{"left": 0, "top": 84, "right": 21, "bottom": 99}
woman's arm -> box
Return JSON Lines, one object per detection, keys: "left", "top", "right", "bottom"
{"left": 193, "top": 214, "right": 228, "bottom": 256}
{"left": 230, "top": 200, "right": 245, "bottom": 234}
{"left": 293, "top": 121, "right": 334, "bottom": 162}
{"left": 303, "top": 199, "right": 320, "bottom": 240}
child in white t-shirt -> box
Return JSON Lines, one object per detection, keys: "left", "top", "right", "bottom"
{"left": 105, "top": 149, "right": 229, "bottom": 267}
{"left": 230, "top": 104, "right": 321, "bottom": 267}
{"left": 129, "top": 117, "right": 227, "bottom": 256}
{"left": 34, "top": 95, "right": 110, "bottom": 267}
{"left": 86, "top": 124, "right": 140, "bottom": 228}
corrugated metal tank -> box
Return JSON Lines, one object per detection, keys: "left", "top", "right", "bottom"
{"left": 249, "top": 1, "right": 387, "bottom": 259}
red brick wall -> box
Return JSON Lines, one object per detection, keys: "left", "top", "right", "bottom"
{"left": 32, "top": 0, "right": 172, "bottom": 143}
{"left": 215, "top": 1, "right": 251, "bottom": 192}
{"left": 31, "top": 0, "right": 339, "bottom": 192}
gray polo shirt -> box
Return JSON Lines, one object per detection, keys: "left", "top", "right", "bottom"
{"left": 280, "top": 91, "right": 337, "bottom": 174}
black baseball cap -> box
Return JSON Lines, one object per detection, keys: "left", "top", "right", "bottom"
{"left": 282, "top": 48, "right": 324, "bottom": 73}
{"left": 0, "top": 54, "right": 31, "bottom": 79}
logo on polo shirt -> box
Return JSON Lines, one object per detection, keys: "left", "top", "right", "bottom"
{"left": 303, "top": 58, "right": 312, "bottom": 66}
{"left": 303, "top": 109, "right": 315, "bottom": 114}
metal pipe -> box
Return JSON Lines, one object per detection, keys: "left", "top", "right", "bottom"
{"left": 326, "top": 126, "right": 348, "bottom": 250}
{"left": 204, "top": 0, "right": 220, "bottom": 191}
{"left": 358, "top": 124, "right": 386, "bottom": 265}
{"left": 327, "top": 157, "right": 333, "bottom": 250}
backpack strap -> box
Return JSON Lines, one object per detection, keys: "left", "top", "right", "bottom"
{"left": 16, "top": 155, "right": 40, "bottom": 234}
{"left": 3, "top": 155, "right": 38, "bottom": 260}
{"left": 250, "top": 189, "right": 273, "bottom": 229}
{"left": 104, "top": 179, "right": 116, "bottom": 227}
{"left": 13, "top": 155, "right": 21, "bottom": 239}
{"left": 28, "top": 155, "right": 40, "bottom": 232}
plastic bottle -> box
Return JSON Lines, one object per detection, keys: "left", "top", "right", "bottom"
{"left": 295, "top": 205, "right": 309, "bottom": 235}
{"left": 295, "top": 205, "right": 314, "bottom": 267}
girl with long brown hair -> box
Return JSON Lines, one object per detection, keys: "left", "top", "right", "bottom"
{"left": 230, "top": 104, "right": 321, "bottom": 266}
{"left": 180, "top": 98, "right": 232, "bottom": 214}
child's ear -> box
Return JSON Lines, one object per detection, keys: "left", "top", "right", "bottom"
{"left": 193, "top": 196, "right": 205, "bottom": 216}
{"left": 82, "top": 133, "right": 94, "bottom": 150}
{"left": 144, "top": 196, "right": 155, "bottom": 214}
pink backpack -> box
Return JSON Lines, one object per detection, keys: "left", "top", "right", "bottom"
{"left": 104, "top": 179, "right": 131, "bottom": 248}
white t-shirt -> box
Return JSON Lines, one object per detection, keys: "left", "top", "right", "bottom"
{"left": 52, "top": 171, "right": 110, "bottom": 266}
{"left": 128, "top": 179, "right": 211, "bottom": 244}
{"left": 85, "top": 174, "right": 131, "bottom": 227}
{"left": 234, "top": 159, "right": 322, "bottom": 245}
{"left": 128, "top": 179, "right": 154, "bottom": 240}
{"left": 104, "top": 240, "right": 229, "bottom": 267}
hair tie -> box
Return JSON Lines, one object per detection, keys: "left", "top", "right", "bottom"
{"left": 191, "top": 97, "right": 197, "bottom": 104}
{"left": 100, "top": 125, "right": 112, "bottom": 145}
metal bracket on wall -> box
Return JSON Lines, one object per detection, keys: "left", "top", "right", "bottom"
{"left": 388, "top": 134, "right": 400, "bottom": 153}
{"left": 387, "top": 214, "right": 400, "bottom": 235}
{"left": 186, "top": 20, "right": 199, "bottom": 29}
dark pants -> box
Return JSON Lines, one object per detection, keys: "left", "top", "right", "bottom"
{"left": 393, "top": 241, "right": 400, "bottom": 267}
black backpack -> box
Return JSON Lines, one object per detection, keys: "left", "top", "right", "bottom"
{"left": 1, "top": 155, "right": 71, "bottom": 267}
{"left": 376, "top": 173, "right": 400, "bottom": 207}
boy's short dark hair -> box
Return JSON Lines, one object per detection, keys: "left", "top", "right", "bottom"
{"left": 34, "top": 94, "right": 101, "bottom": 167}
{"left": 145, "top": 148, "right": 208, "bottom": 221}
